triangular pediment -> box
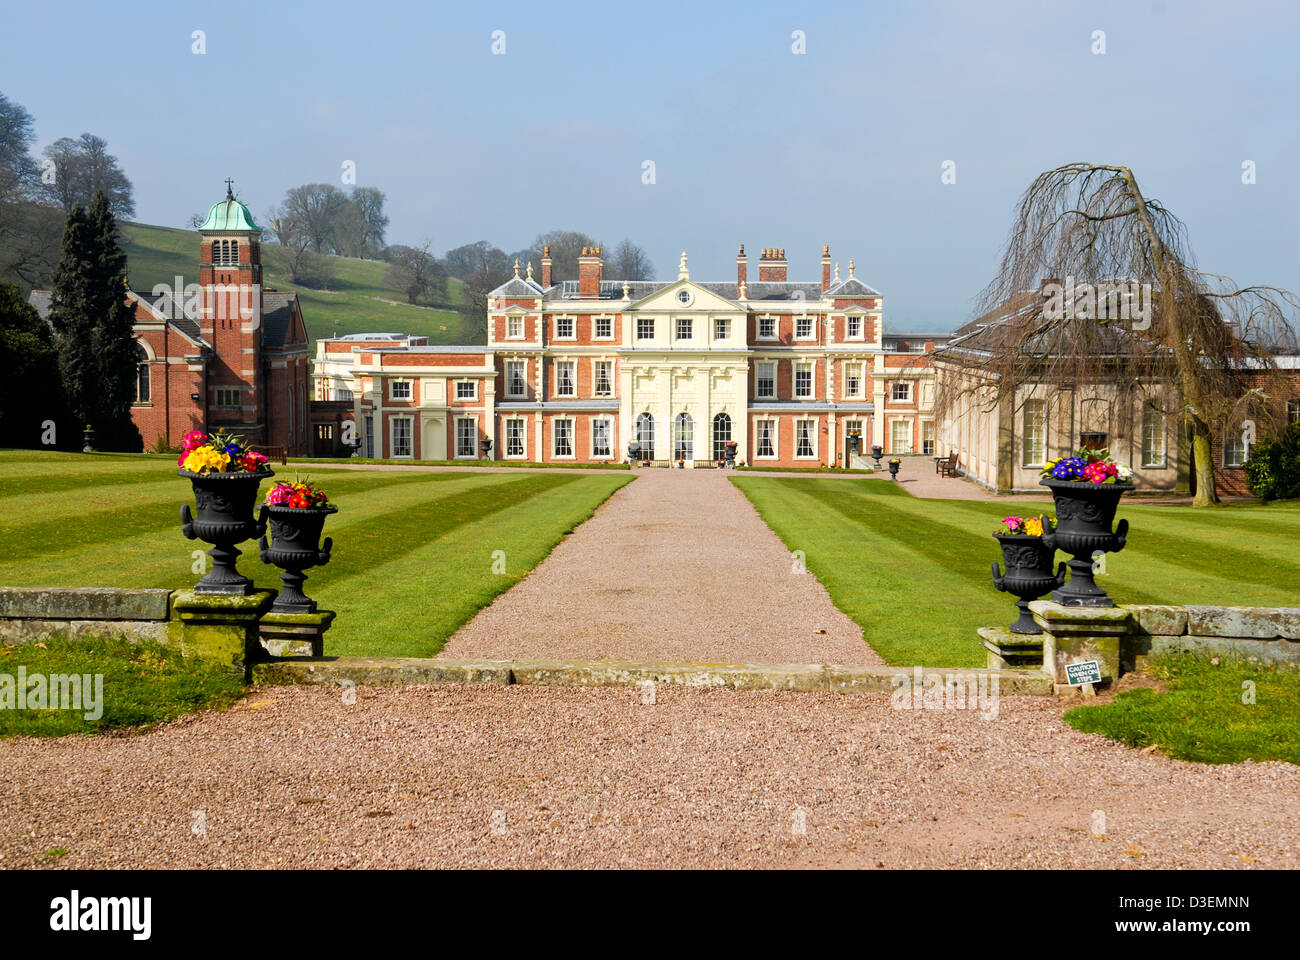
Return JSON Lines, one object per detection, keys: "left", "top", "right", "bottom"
{"left": 632, "top": 278, "right": 740, "bottom": 312}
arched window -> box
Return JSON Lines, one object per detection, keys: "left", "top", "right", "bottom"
{"left": 712, "top": 413, "right": 732, "bottom": 461}
{"left": 636, "top": 413, "right": 655, "bottom": 460}
{"left": 674, "top": 413, "right": 693, "bottom": 462}
{"left": 135, "top": 342, "right": 150, "bottom": 402}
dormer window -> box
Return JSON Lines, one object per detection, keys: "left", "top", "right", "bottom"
{"left": 213, "top": 240, "right": 239, "bottom": 266}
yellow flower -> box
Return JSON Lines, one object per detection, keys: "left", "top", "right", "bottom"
{"left": 182, "top": 447, "right": 232, "bottom": 473}
{"left": 1024, "top": 517, "right": 1044, "bottom": 537}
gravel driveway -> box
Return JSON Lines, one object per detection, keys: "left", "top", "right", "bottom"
{"left": 440, "top": 468, "right": 882, "bottom": 665}
{"left": 1, "top": 683, "right": 1295, "bottom": 869}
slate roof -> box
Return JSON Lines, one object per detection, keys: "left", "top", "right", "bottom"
{"left": 261, "top": 292, "right": 296, "bottom": 348}
{"left": 28, "top": 287, "right": 305, "bottom": 351}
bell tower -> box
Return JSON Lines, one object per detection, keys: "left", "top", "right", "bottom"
{"left": 197, "top": 180, "right": 266, "bottom": 441}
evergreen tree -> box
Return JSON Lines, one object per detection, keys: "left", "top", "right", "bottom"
{"left": 48, "top": 203, "right": 99, "bottom": 437}
{"left": 88, "top": 191, "right": 141, "bottom": 451}
{"left": 0, "top": 281, "right": 63, "bottom": 447}
{"left": 47, "top": 192, "right": 142, "bottom": 451}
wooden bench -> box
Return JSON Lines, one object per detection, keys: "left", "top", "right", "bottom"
{"left": 252, "top": 445, "right": 288, "bottom": 465}
{"left": 939, "top": 453, "right": 960, "bottom": 478}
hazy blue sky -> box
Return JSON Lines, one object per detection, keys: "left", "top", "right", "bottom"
{"left": 6, "top": 0, "right": 1297, "bottom": 330}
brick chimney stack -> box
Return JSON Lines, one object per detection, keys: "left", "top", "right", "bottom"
{"left": 578, "top": 246, "right": 603, "bottom": 299}
{"left": 821, "top": 244, "right": 831, "bottom": 293}
{"left": 759, "top": 247, "right": 787, "bottom": 283}
{"left": 736, "top": 244, "right": 747, "bottom": 296}
{"left": 541, "top": 245, "right": 552, "bottom": 289}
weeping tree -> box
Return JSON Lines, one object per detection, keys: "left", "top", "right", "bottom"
{"left": 936, "top": 162, "right": 1298, "bottom": 506}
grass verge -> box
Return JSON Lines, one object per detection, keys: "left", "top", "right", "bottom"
{"left": 1064, "top": 655, "right": 1300, "bottom": 764}
{"left": 0, "top": 635, "right": 246, "bottom": 738}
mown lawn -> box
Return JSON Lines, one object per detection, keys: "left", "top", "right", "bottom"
{"left": 731, "top": 476, "right": 1300, "bottom": 667}
{"left": 0, "top": 451, "right": 632, "bottom": 657}
{"left": 1064, "top": 655, "right": 1300, "bottom": 764}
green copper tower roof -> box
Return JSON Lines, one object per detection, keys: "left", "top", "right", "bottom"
{"left": 199, "top": 183, "right": 261, "bottom": 232}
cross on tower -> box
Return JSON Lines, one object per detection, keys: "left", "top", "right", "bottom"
{"left": 224, "top": 177, "right": 235, "bottom": 199}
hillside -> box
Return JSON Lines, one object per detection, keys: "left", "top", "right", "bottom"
{"left": 118, "top": 222, "right": 469, "bottom": 348}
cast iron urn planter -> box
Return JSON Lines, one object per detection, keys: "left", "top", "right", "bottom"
{"left": 871, "top": 444, "right": 884, "bottom": 468}
{"left": 180, "top": 468, "right": 273, "bottom": 595}
{"left": 258, "top": 504, "right": 337, "bottom": 613}
{"left": 992, "top": 522, "right": 1067, "bottom": 634}
{"left": 1040, "top": 478, "right": 1133, "bottom": 607}
{"left": 888, "top": 458, "right": 901, "bottom": 480}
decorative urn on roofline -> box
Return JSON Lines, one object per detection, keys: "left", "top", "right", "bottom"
{"left": 1038, "top": 448, "right": 1133, "bottom": 607}
{"left": 177, "top": 431, "right": 273, "bottom": 595}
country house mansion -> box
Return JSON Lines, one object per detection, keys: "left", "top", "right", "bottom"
{"left": 313, "top": 245, "right": 947, "bottom": 467}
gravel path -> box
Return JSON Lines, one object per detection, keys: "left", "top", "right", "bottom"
{"left": 440, "top": 468, "right": 882, "bottom": 665}
{"left": 2, "top": 683, "right": 1295, "bottom": 869}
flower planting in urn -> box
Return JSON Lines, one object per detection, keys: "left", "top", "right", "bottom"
{"left": 178, "top": 430, "right": 273, "bottom": 595}
{"left": 991, "top": 515, "right": 1066, "bottom": 633}
{"left": 1039, "top": 448, "right": 1133, "bottom": 607}
{"left": 258, "top": 478, "right": 336, "bottom": 613}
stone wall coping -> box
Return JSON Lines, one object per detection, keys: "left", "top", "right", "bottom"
{"left": 0, "top": 587, "right": 173, "bottom": 621}
{"left": 253, "top": 657, "right": 1055, "bottom": 696}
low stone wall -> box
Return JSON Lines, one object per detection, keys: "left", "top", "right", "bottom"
{"left": 987, "top": 601, "right": 1300, "bottom": 690}
{"left": 0, "top": 587, "right": 177, "bottom": 646}
{"left": 1126, "top": 604, "right": 1300, "bottom": 668}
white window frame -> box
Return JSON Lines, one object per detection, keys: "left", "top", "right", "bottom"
{"left": 795, "top": 419, "right": 817, "bottom": 459}
{"left": 591, "top": 417, "right": 613, "bottom": 458}
{"left": 506, "top": 360, "right": 526, "bottom": 398}
{"left": 755, "top": 361, "right": 776, "bottom": 399}
{"left": 846, "top": 314, "right": 863, "bottom": 340}
{"left": 1142, "top": 402, "right": 1166, "bottom": 468}
{"left": 554, "top": 315, "right": 575, "bottom": 340}
{"left": 555, "top": 360, "right": 576, "bottom": 397}
{"left": 795, "top": 316, "right": 814, "bottom": 340}
{"left": 594, "top": 315, "right": 614, "bottom": 340}
{"left": 756, "top": 419, "right": 777, "bottom": 459}
{"left": 390, "top": 415, "right": 413, "bottom": 459}
{"left": 757, "top": 316, "right": 777, "bottom": 340}
{"left": 553, "top": 418, "right": 575, "bottom": 459}
{"left": 455, "top": 380, "right": 477, "bottom": 401}
{"left": 1224, "top": 433, "right": 1246, "bottom": 468}
{"left": 891, "top": 381, "right": 910, "bottom": 402}
{"left": 714, "top": 317, "right": 730, "bottom": 341}
{"left": 593, "top": 360, "right": 613, "bottom": 397}
{"left": 1022, "top": 400, "right": 1046, "bottom": 467}
{"left": 676, "top": 317, "right": 693, "bottom": 341}
{"left": 504, "top": 418, "right": 526, "bottom": 459}
{"left": 637, "top": 317, "right": 655, "bottom": 340}
{"left": 454, "top": 416, "right": 477, "bottom": 459}
{"left": 921, "top": 420, "right": 935, "bottom": 456}
{"left": 891, "top": 418, "right": 913, "bottom": 455}
{"left": 506, "top": 316, "right": 524, "bottom": 340}
{"left": 845, "top": 362, "right": 863, "bottom": 399}
{"left": 795, "top": 362, "right": 813, "bottom": 399}
{"left": 390, "top": 379, "right": 412, "bottom": 401}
